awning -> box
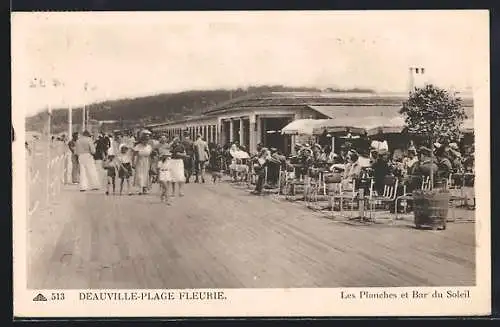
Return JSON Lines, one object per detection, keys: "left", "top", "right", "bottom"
{"left": 312, "top": 116, "right": 387, "bottom": 135}
{"left": 308, "top": 105, "right": 402, "bottom": 120}
{"left": 281, "top": 119, "right": 330, "bottom": 135}
{"left": 365, "top": 116, "right": 406, "bottom": 136}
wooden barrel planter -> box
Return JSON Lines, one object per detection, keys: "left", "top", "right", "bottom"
{"left": 413, "top": 189, "right": 450, "bottom": 230}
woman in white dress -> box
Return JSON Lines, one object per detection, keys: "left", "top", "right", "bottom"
{"left": 131, "top": 131, "right": 153, "bottom": 194}
{"left": 74, "top": 130, "right": 100, "bottom": 191}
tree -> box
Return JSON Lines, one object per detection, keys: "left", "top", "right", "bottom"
{"left": 399, "top": 84, "right": 467, "bottom": 187}
{"left": 400, "top": 84, "right": 467, "bottom": 146}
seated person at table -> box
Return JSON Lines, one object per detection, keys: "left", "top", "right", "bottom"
{"left": 435, "top": 144, "right": 453, "bottom": 182}
{"left": 323, "top": 145, "right": 337, "bottom": 164}
{"left": 334, "top": 144, "right": 349, "bottom": 164}
{"left": 402, "top": 146, "right": 419, "bottom": 175}
{"left": 311, "top": 144, "right": 324, "bottom": 163}
{"left": 447, "top": 142, "right": 464, "bottom": 173}
{"left": 295, "top": 145, "right": 313, "bottom": 178}
{"left": 412, "top": 146, "right": 439, "bottom": 187}
{"left": 341, "top": 151, "right": 362, "bottom": 190}
{"left": 390, "top": 153, "right": 405, "bottom": 180}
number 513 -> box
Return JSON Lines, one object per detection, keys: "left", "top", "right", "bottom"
{"left": 51, "top": 293, "right": 65, "bottom": 300}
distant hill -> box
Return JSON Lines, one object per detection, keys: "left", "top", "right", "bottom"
{"left": 25, "top": 85, "right": 375, "bottom": 134}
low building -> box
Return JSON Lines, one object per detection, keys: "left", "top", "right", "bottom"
{"left": 147, "top": 91, "right": 474, "bottom": 155}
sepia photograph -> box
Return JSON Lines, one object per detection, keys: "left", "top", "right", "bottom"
{"left": 12, "top": 10, "right": 490, "bottom": 317}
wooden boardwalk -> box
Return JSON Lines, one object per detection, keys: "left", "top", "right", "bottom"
{"left": 27, "top": 178, "right": 476, "bottom": 289}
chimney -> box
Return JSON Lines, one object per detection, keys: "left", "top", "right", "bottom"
{"left": 408, "top": 66, "right": 426, "bottom": 93}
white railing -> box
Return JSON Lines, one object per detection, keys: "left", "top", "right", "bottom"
{"left": 27, "top": 139, "right": 69, "bottom": 217}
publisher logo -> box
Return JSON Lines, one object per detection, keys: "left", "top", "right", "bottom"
{"left": 33, "top": 293, "right": 47, "bottom": 302}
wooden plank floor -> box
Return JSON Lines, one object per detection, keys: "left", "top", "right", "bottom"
{"left": 27, "top": 178, "right": 476, "bottom": 289}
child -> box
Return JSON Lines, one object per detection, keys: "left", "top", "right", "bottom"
{"left": 117, "top": 144, "right": 133, "bottom": 195}
{"left": 103, "top": 155, "right": 119, "bottom": 195}
{"left": 158, "top": 151, "right": 172, "bottom": 204}
{"left": 211, "top": 156, "right": 225, "bottom": 183}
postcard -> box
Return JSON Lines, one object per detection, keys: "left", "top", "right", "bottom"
{"left": 12, "top": 10, "right": 490, "bottom": 317}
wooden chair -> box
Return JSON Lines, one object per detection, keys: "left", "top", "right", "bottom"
{"left": 368, "top": 176, "right": 399, "bottom": 221}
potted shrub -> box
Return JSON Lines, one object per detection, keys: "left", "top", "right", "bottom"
{"left": 399, "top": 84, "right": 467, "bottom": 230}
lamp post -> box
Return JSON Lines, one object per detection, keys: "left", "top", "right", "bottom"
{"left": 82, "top": 82, "right": 88, "bottom": 131}
{"left": 82, "top": 82, "right": 98, "bottom": 133}
{"left": 30, "top": 77, "right": 60, "bottom": 204}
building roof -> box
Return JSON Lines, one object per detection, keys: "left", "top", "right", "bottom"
{"left": 147, "top": 91, "right": 474, "bottom": 129}
{"left": 203, "top": 91, "right": 474, "bottom": 116}
{"left": 308, "top": 105, "right": 402, "bottom": 119}
{"left": 146, "top": 115, "right": 216, "bottom": 129}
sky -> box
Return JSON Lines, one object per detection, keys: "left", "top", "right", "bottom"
{"left": 12, "top": 11, "right": 488, "bottom": 117}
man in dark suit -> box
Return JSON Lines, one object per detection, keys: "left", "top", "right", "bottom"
{"left": 181, "top": 131, "right": 194, "bottom": 183}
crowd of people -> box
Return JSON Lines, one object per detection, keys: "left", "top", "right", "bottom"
{"left": 36, "top": 127, "right": 474, "bottom": 210}
{"left": 211, "top": 137, "right": 475, "bottom": 201}
{"left": 65, "top": 129, "right": 211, "bottom": 205}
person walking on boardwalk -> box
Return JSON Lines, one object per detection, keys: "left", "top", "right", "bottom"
{"left": 252, "top": 148, "right": 270, "bottom": 195}
{"left": 193, "top": 134, "right": 210, "bottom": 183}
{"left": 181, "top": 131, "right": 194, "bottom": 183}
{"left": 68, "top": 132, "right": 80, "bottom": 184}
{"left": 158, "top": 150, "right": 173, "bottom": 205}
{"left": 170, "top": 137, "right": 187, "bottom": 197}
{"left": 75, "top": 130, "right": 100, "bottom": 191}
{"left": 131, "top": 130, "right": 153, "bottom": 195}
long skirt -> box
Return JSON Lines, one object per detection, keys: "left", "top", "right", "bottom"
{"left": 169, "top": 159, "right": 185, "bottom": 183}
{"left": 134, "top": 155, "right": 150, "bottom": 188}
{"left": 78, "top": 153, "right": 100, "bottom": 190}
